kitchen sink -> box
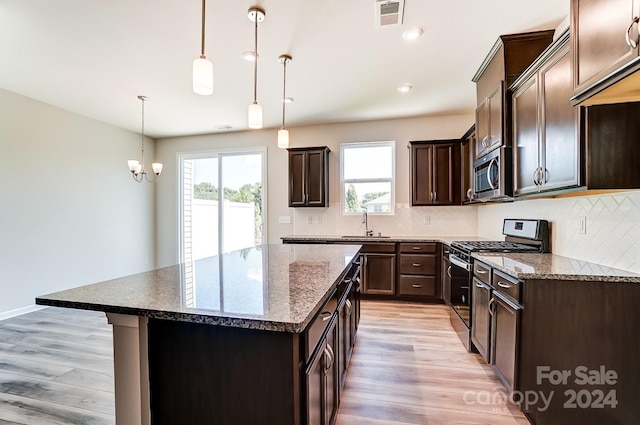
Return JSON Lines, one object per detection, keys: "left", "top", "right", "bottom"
{"left": 340, "top": 235, "right": 390, "bottom": 238}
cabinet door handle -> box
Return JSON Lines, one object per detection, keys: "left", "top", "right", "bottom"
{"left": 411, "top": 284, "right": 423, "bottom": 288}
{"left": 326, "top": 344, "right": 335, "bottom": 369}
{"left": 323, "top": 347, "right": 332, "bottom": 374}
{"left": 412, "top": 263, "right": 422, "bottom": 267}
{"left": 446, "top": 265, "right": 452, "bottom": 278}
{"left": 543, "top": 168, "right": 549, "bottom": 184}
{"left": 433, "top": 191, "right": 437, "bottom": 201}
{"left": 321, "top": 311, "right": 332, "bottom": 322}
{"left": 488, "top": 298, "right": 495, "bottom": 316}
{"left": 481, "top": 135, "right": 490, "bottom": 148}
{"left": 532, "top": 167, "right": 540, "bottom": 186}
{"left": 497, "top": 281, "right": 512, "bottom": 289}
{"left": 345, "top": 299, "right": 352, "bottom": 315}
{"left": 626, "top": 16, "right": 639, "bottom": 48}
{"left": 466, "top": 188, "right": 474, "bottom": 200}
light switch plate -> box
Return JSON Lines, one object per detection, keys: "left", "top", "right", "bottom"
{"left": 278, "top": 216, "right": 291, "bottom": 224}
{"left": 578, "top": 216, "right": 587, "bottom": 234}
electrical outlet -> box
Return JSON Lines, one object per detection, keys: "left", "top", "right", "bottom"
{"left": 423, "top": 216, "right": 431, "bottom": 225}
{"left": 578, "top": 216, "right": 587, "bottom": 234}
{"left": 307, "top": 216, "right": 313, "bottom": 224}
{"left": 278, "top": 216, "right": 291, "bottom": 224}
{"left": 316, "top": 216, "right": 322, "bottom": 224}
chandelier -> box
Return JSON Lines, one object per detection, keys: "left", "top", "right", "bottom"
{"left": 127, "top": 96, "right": 163, "bottom": 183}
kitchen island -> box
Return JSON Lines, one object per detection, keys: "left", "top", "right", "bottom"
{"left": 36, "top": 243, "right": 361, "bottom": 425}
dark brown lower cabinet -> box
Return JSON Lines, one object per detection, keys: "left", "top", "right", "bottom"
{"left": 471, "top": 277, "right": 491, "bottom": 362}
{"left": 490, "top": 292, "right": 521, "bottom": 394}
{"left": 338, "top": 282, "right": 357, "bottom": 392}
{"left": 306, "top": 316, "right": 339, "bottom": 425}
{"left": 361, "top": 250, "right": 396, "bottom": 295}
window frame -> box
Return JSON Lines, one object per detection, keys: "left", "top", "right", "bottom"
{"left": 339, "top": 141, "right": 396, "bottom": 216}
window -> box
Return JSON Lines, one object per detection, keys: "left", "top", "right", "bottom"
{"left": 340, "top": 141, "right": 395, "bottom": 215}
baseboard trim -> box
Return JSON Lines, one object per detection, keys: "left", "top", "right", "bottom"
{"left": 0, "top": 305, "right": 46, "bottom": 321}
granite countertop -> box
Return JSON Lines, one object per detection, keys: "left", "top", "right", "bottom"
{"left": 282, "top": 235, "right": 488, "bottom": 245}
{"left": 473, "top": 252, "right": 640, "bottom": 283}
{"left": 36, "top": 244, "right": 361, "bottom": 333}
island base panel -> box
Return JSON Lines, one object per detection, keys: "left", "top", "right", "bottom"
{"left": 148, "top": 318, "right": 301, "bottom": 425}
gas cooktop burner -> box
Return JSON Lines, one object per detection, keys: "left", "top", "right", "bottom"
{"left": 451, "top": 240, "right": 540, "bottom": 253}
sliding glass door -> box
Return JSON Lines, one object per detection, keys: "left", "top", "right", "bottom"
{"left": 179, "top": 148, "right": 266, "bottom": 310}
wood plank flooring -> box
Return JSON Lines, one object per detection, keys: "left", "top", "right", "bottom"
{"left": 336, "top": 301, "right": 530, "bottom": 425}
{"left": 0, "top": 308, "right": 114, "bottom": 424}
{"left": 0, "top": 301, "right": 530, "bottom": 424}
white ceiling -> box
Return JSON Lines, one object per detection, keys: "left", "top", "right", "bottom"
{"left": 0, "top": 0, "right": 569, "bottom": 139}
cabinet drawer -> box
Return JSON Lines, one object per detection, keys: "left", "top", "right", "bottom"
{"left": 398, "top": 276, "right": 437, "bottom": 297}
{"left": 398, "top": 243, "right": 437, "bottom": 254}
{"left": 473, "top": 261, "right": 491, "bottom": 284}
{"left": 399, "top": 254, "right": 436, "bottom": 275}
{"left": 361, "top": 243, "right": 396, "bottom": 253}
{"left": 305, "top": 292, "right": 338, "bottom": 362}
{"left": 492, "top": 269, "right": 521, "bottom": 304}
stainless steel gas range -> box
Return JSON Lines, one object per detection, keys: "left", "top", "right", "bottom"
{"left": 447, "top": 219, "right": 550, "bottom": 351}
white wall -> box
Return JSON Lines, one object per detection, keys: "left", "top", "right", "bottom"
{"left": 155, "top": 114, "right": 475, "bottom": 266}
{"left": 477, "top": 191, "right": 640, "bottom": 274}
{"left": 0, "top": 88, "right": 157, "bottom": 316}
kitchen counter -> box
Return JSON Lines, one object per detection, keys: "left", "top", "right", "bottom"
{"left": 36, "top": 243, "right": 361, "bottom": 333}
{"left": 474, "top": 252, "right": 640, "bottom": 283}
{"left": 282, "top": 235, "right": 488, "bottom": 245}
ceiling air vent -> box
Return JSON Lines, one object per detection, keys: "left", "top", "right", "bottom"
{"left": 375, "top": 0, "right": 405, "bottom": 28}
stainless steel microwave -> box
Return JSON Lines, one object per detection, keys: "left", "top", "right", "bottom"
{"left": 472, "top": 147, "right": 512, "bottom": 201}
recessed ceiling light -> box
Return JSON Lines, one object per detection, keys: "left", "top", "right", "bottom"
{"left": 397, "top": 83, "right": 413, "bottom": 93}
{"left": 242, "top": 51, "right": 258, "bottom": 61}
{"left": 402, "top": 27, "right": 423, "bottom": 41}
{"left": 282, "top": 96, "right": 294, "bottom": 103}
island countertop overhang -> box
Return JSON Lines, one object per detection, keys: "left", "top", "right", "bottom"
{"left": 36, "top": 243, "right": 361, "bottom": 333}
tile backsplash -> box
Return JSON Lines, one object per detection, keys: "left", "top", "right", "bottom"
{"left": 477, "top": 191, "right": 640, "bottom": 274}
{"left": 293, "top": 203, "right": 478, "bottom": 238}
{"left": 291, "top": 191, "right": 640, "bottom": 275}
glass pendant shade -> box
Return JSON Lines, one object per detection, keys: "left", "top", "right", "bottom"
{"left": 248, "top": 102, "right": 263, "bottom": 129}
{"left": 128, "top": 160, "right": 141, "bottom": 173}
{"left": 193, "top": 56, "right": 213, "bottom": 95}
{"left": 277, "top": 128, "right": 289, "bottom": 148}
{"left": 151, "top": 163, "right": 164, "bottom": 175}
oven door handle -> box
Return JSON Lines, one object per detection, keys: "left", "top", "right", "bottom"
{"left": 449, "top": 254, "right": 471, "bottom": 272}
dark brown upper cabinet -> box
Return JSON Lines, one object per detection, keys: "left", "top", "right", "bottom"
{"left": 409, "top": 141, "right": 461, "bottom": 206}
{"left": 287, "top": 147, "right": 330, "bottom": 207}
{"left": 472, "top": 31, "right": 555, "bottom": 160}
{"left": 511, "top": 30, "right": 582, "bottom": 197}
{"left": 571, "top": 0, "right": 640, "bottom": 105}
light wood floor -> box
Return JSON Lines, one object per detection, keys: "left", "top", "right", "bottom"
{"left": 0, "top": 302, "right": 529, "bottom": 424}
{"left": 336, "top": 301, "right": 530, "bottom": 425}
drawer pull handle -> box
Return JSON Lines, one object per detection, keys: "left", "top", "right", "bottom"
{"left": 321, "top": 311, "right": 332, "bottom": 322}
{"left": 412, "top": 246, "right": 422, "bottom": 250}
{"left": 476, "top": 269, "right": 488, "bottom": 274}
{"left": 498, "top": 282, "right": 512, "bottom": 289}
{"left": 412, "top": 263, "right": 422, "bottom": 267}
{"left": 411, "top": 284, "right": 423, "bottom": 288}
{"left": 475, "top": 282, "right": 483, "bottom": 288}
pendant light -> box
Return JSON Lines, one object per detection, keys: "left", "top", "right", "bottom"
{"left": 278, "top": 54, "right": 292, "bottom": 149}
{"left": 193, "top": 0, "right": 213, "bottom": 95}
{"left": 127, "top": 96, "right": 163, "bottom": 183}
{"left": 247, "top": 6, "right": 265, "bottom": 129}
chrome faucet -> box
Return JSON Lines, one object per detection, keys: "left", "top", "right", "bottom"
{"left": 362, "top": 210, "right": 373, "bottom": 236}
